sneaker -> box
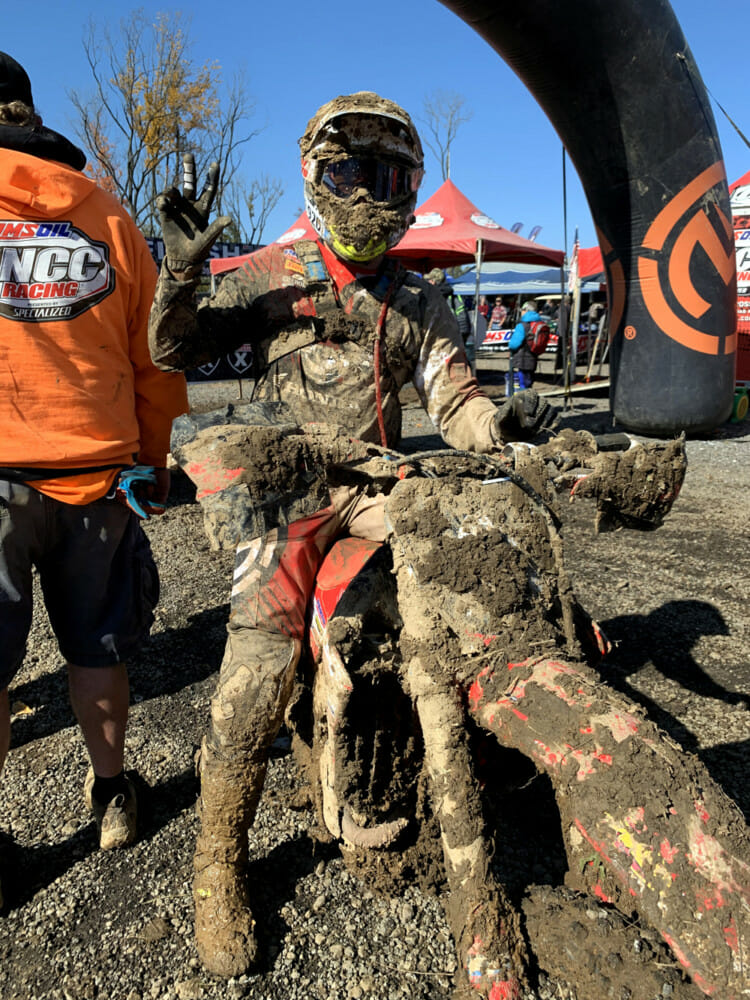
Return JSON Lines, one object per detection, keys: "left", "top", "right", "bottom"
{"left": 84, "top": 768, "right": 138, "bottom": 850}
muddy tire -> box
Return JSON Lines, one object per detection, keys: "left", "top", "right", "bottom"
{"left": 468, "top": 656, "right": 750, "bottom": 999}
{"left": 523, "top": 885, "right": 704, "bottom": 1000}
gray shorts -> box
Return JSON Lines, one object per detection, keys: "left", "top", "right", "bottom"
{"left": 0, "top": 480, "right": 159, "bottom": 689}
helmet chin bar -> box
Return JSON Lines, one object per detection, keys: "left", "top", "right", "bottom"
{"left": 304, "top": 187, "right": 411, "bottom": 264}
{"left": 304, "top": 194, "right": 386, "bottom": 264}
{"left": 330, "top": 231, "right": 388, "bottom": 263}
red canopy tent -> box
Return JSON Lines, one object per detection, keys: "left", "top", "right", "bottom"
{"left": 210, "top": 250, "right": 254, "bottom": 277}
{"left": 210, "top": 182, "right": 564, "bottom": 281}
{"left": 273, "top": 211, "right": 317, "bottom": 245}
{"left": 578, "top": 245, "right": 605, "bottom": 281}
{"left": 209, "top": 212, "right": 317, "bottom": 277}
{"left": 387, "top": 178, "right": 564, "bottom": 270}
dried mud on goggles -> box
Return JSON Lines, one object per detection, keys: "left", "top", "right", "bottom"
{"left": 321, "top": 157, "right": 421, "bottom": 201}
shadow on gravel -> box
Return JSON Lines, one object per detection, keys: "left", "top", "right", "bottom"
{"left": 700, "top": 739, "right": 750, "bottom": 820}
{"left": 552, "top": 398, "right": 749, "bottom": 443}
{"left": 599, "top": 599, "right": 745, "bottom": 712}
{"left": 128, "top": 605, "right": 227, "bottom": 702}
{"left": 595, "top": 598, "right": 750, "bottom": 818}
{"left": 1, "top": 824, "right": 94, "bottom": 909}
{"left": 1, "top": 769, "right": 199, "bottom": 911}
{"left": 9, "top": 605, "right": 227, "bottom": 749}
{"left": 602, "top": 599, "right": 748, "bottom": 709}
{"left": 247, "top": 832, "right": 340, "bottom": 974}
{"left": 6, "top": 667, "right": 71, "bottom": 750}
{"left": 549, "top": 399, "right": 621, "bottom": 437}
{"left": 135, "top": 767, "right": 198, "bottom": 840}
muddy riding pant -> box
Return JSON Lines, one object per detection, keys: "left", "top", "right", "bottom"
{"left": 197, "top": 484, "right": 388, "bottom": 847}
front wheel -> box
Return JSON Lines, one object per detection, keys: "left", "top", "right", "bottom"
{"left": 522, "top": 884, "right": 704, "bottom": 1000}
{"left": 467, "top": 655, "right": 750, "bottom": 999}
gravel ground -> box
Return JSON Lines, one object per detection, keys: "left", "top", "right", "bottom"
{"left": 0, "top": 375, "right": 748, "bottom": 1000}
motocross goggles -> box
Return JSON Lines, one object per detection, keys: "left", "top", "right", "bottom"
{"left": 321, "top": 157, "right": 422, "bottom": 201}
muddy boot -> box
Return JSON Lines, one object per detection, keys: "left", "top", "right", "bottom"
{"left": 407, "top": 644, "right": 529, "bottom": 998}
{"left": 193, "top": 739, "right": 263, "bottom": 978}
{"left": 192, "top": 626, "right": 300, "bottom": 978}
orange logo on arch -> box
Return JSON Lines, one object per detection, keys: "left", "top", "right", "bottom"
{"left": 637, "top": 162, "right": 736, "bottom": 356}
{"left": 592, "top": 228, "right": 625, "bottom": 344}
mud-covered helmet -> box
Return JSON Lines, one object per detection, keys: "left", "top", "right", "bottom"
{"left": 299, "top": 92, "right": 424, "bottom": 263}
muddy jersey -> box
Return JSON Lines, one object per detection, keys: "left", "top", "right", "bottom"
{"left": 149, "top": 239, "right": 500, "bottom": 453}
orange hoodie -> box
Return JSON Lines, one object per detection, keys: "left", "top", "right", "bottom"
{"left": 0, "top": 148, "right": 188, "bottom": 504}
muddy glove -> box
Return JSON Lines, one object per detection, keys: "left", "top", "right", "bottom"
{"left": 156, "top": 154, "right": 232, "bottom": 279}
{"left": 112, "top": 466, "right": 168, "bottom": 519}
{"left": 492, "top": 389, "right": 558, "bottom": 444}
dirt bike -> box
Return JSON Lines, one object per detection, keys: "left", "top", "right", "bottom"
{"left": 171, "top": 408, "right": 748, "bottom": 1000}
{"left": 283, "top": 432, "right": 748, "bottom": 1000}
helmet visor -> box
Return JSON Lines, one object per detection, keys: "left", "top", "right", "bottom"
{"left": 321, "top": 157, "right": 421, "bottom": 201}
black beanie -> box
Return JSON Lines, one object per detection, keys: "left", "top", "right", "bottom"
{"left": 0, "top": 51, "right": 34, "bottom": 107}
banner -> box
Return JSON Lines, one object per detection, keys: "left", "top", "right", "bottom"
{"left": 441, "top": 0, "right": 736, "bottom": 433}
{"left": 145, "top": 238, "right": 260, "bottom": 382}
{"left": 567, "top": 231, "right": 579, "bottom": 294}
{"left": 144, "top": 237, "right": 258, "bottom": 275}
{"left": 731, "top": 179, "right": 750, "bottom": 382}
{"left": 186, "top": 344, "right": 254, "bottom": 383}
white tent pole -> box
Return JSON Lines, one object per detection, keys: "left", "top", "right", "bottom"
{"left": 472, "top": 239, "right": 483, "bottom": 376}
{"left": 571, "top": 277, "right": 582, "bottom": 382}
{"left": 559, "top": 266, "right": 570, "bottom": 395}
{"left": 561, "top": 148, "right": 571, "bottom": 399}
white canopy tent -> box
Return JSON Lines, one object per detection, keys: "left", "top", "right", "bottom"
{"left": 450, "top": 262, "right": 602, "bottom": 297}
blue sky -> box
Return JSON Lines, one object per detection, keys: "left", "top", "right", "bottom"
{"left": 3, "top": 1, "right": 746, "bottom": 256}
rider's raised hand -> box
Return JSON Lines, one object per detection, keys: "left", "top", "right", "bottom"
{"left": 156, "top": 154, "right": 233, "bottom": 279}
{"left": 492, "top": 389, "right": 559, "bottom": 443}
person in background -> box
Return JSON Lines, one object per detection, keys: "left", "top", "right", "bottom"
{"left": 425, "top": 267, "right": 474, "bottom": 367}
{"left": 541, "top": 298, "right": 559, "bottom": 322}
{"left": 487, "top": 295, "right": 508, "bottom": 331}
{"left": 587, "top": 293, "right": 606, "bottom": 329}
{"left": 508, "top": 299, "right": 541, "bottom": 390}
{"left": 470, "top": 298, "right": 488, "bottom": 357}
{"left": 0, "top": 51, "right": 188, "bottom": 908}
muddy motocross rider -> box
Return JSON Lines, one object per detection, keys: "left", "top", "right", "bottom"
{"left": 148, "top": 92, "right": 556, "bottom": 977}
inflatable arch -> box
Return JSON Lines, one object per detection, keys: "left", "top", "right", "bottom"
{"left": 442, "top": 0, "right": 737, "bottom": 434}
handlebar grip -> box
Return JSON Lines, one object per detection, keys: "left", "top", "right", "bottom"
{"left": 594, "top": 432, "right": 633, "bottom": 452}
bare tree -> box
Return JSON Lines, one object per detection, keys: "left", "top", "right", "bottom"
{"left": 70, "top": 11, "right": 259, "bottom": 235}
{"left": 223, "top": 174, "right": 285, "bottom": 245}
{"left": 420, "top": 91, "right": 473, "bottom": 181}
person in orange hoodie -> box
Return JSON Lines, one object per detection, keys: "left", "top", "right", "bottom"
{"left": 0, "top": 52, "right": 188, "bottom": 903}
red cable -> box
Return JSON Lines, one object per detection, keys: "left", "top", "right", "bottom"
{"left": 373, "top": 289, "right": 393, "bottom": 448}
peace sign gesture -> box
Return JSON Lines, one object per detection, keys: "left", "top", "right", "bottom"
{"left": 156, "top": 154, "right": 232, "bottom": 280}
